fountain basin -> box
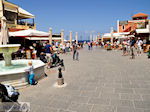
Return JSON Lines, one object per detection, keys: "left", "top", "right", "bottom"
{"left": 0, "top": 44, "right": 20, "bottom": 66}
{"left": 0, "top": 59, "right": 45, "bottom": 89}
{"left": 0, "top": 44, "right": 20, "bottom": 53}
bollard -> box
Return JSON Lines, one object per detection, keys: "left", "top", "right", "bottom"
{"left": 60, "top": 59, "right": 65, "bottom": 71}
{"left": 57, "top": 67, "right": 64, "bottom": 85}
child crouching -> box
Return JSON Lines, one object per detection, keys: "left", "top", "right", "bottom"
{"left": 25, "top": 61, "right": 38, "bottom": 85}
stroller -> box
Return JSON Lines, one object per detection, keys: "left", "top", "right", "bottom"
{"left": 0, "top": 84, "right": 19, "bottom": 102}
{"left": 39, "top": 52, "right": 47, "bottom": 63}
{"left": 40, "top": 52, "right": 65, "bottom": 69}
{"left": 0, "top": 84, "right": 20, "bottom": 112}
{"left": 51, "top": 53, "right": 65, "bottom": 69}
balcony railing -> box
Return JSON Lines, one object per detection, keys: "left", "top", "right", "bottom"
{"left": 7, "top": 20, "right": 36, "bottom": 30}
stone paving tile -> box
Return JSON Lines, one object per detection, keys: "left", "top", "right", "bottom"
{"left": 67, "top": 102, "right": 92, "bottom": 112}
{"left": 88, "top": 98, "right": 110, "bottom": 105}
{"left": 142, "top": 95, "right": 150, "bottom": 101}
{"left": 100, "top": 87, "right": 115, "bottom": 94}
{"left": 80, "top": 86, "right": 97, "bottom": 91}
{"left": 31, "top": 104, "right": 58, "bottom": 112}
{"left": 115, "top": 88, "right": 134, "bottom": 94}
{"left": 144, "top": 109, "right": 150, "bottom": 112}
{"left": 80, "top": 91, "right": 100, "bottom": 97}
{"left": 139, "top": 84, "right": 150, "bottom": 89}
{"left": 91, "top": 105, "right": 116, "bottom": 112}
{"left": 110, "top": 99, "right": 134, "bottom": 107}
{"left": 134, "top": 100, "right": 150, "bottom": 109}
{"left": 134, "top": 89, "right": 150, "bottom": 94}
{"left": 58, "top": 109, "right": 72, "bottom": 112}
{"left": 51, "top": 95, "right": 71, "bottom": 102}
{"left": 122, "top": 84, "right": 140, "bottom": 88}
{"left": 116, "top": 107, "right": 144, "bottom": 112}
{"left": 121, "top": 94, "right": 142, "bottom": 100}
{"left": 65, "top": 84, "right": 80, "bottom": 91}
{"left": 70, "top": 96, "right": 89, "bottom": 104}
{"left": 19, "top": 48, "right": 150, "bottom": 112}
{"left": 100, "top": 93, "right": 120, "bottom": 100}
{"left": 104, "top": 83, "right": 122, "bottom": 88}
{"left": 58, "top": 90, "right": 81, "bottom": 96}
{"left": 49, "top": 100, "right": 70, "bottom": 110}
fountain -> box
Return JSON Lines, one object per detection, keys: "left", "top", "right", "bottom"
{"left": 0, "top": 16, "right": 45, "bottom": 89}
{"left": 0, "top": 44, "right": 20, "bottom": 66}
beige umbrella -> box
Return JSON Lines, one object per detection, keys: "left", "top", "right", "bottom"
{"left": 0, "top": 16, "right": 9, "bottom": 45}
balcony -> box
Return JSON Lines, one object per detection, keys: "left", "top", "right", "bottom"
{"left": 136, "top": 24, "right": 147, "bottom": 29}
{"left": 7, "top": 20, "right": 36, "bottom": 30}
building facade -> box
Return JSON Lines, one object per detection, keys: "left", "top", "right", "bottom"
{"left": 118, "top": 13, "right": 150, "bottom": 40}
{"left": 0, "top": 0, "right": 36, "bottom": 32}
{"left": 119, "top": 13, "right": 149, "bottom": 33}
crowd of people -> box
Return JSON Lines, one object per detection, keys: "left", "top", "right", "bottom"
{"left": 94, "top": 37, "right": 150, "bottom": 59}
{"left": 13, "top": 40, "right": 84, "bottom": 69}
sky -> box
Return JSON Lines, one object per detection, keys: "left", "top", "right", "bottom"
{"left": 8, "top": 0, "right": 150, "bottom": 40}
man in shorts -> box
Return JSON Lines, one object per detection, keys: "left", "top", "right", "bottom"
{"left": 44, "top": 42, "right": 53, "bottom": 68}
{"left": 136, "top": 38, "right": 143, "bottom": 56}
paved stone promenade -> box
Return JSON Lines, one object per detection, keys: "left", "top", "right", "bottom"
{"left": 19, "top": 47, "right": 150, "bottom": 112}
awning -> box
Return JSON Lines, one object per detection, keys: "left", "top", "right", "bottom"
{"left": 136, "top": 29, "right": 149, "bottom": 33}
{"left": 9, "top": 29, "right": 49, "bottom": 37}
{"left": 26, "top": 37, "right": 62, "bottom": 40}
{"left": 4, "top": 6, "right": 18, "bottom": 13}
{"left": 103, "top": 32, "right": 130, "bottom": 37}
{"left": 18, "top": 7, "right": 35, "bottom": 19}
{"left": 3, "top": 1, "right": 18, "bottom": 13}
{"left": 26, "top": 37, "right": 49, "bottom": 40}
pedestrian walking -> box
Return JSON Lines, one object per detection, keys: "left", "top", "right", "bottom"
{"left": 130, "top": 37, "right": 136, "bottom": 59}
{"left": 72, "top": 40, "right": 79, "bottom": 61}
{"left": 88, "top": 42, "right": 91, "bottom": 50}
{"left": 136, "top": 38, "right": 143, "bottom": 56}
{"left": 147, "top": 47, "right": 150, "bottom": 59}
{"left": 90, "top": 42, "right": 93, "bottom": 50}
{"left": 44, "top": 42, "right": 53, "bottom": 68}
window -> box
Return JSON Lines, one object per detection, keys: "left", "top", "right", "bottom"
{"left": 122, "top": 25, "right": 125, "bottom": 30}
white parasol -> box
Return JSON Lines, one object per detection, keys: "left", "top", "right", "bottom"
{"left": 0, "top": 16, "right": 9, "bottom": 45}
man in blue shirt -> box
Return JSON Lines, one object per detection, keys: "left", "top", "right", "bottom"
{"left": 44, "top": 42, "right": 53, "bottom": 68}
{"left": 45, "top": 42, "right": 52, "bottom": 54}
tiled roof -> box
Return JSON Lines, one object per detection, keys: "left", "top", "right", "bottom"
{"left": 132, "top": 13, "right": 148, "bottom": 18}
